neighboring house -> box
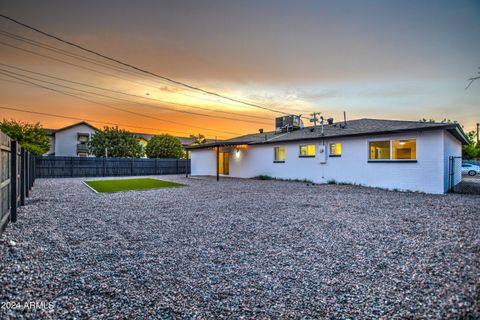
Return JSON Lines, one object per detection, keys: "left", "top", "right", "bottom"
{"left": 186, "top": 118, "right": 469, "bottom": 194}
{"left": 45, "top": 122, "right": 209, "bottom": 157}
{"left": 45, "top": 122, "right": 98, "bottom": 157}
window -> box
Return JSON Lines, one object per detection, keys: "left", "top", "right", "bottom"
{"left": 369, "top": 139, "right": 416, "bottom": 161}
{"left": 274, "top": 146, "right": 285, "bottom": 162}
{"left": 329, "top": 143, "right": 342, "bottom": 157}
{"left": 369, "top": 141, "right": 390, "bottom": 160}
{"left": 392, "top": 139, "right": 416, "bottom": 160}
{"left": 77, "top": 133, "right": 89, "bottom": 143}
{"left": 299, "top": 145, "right": 315, "bottom": 157}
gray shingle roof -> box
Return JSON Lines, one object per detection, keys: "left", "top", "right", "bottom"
{"left": 186, "top": 118, "right": 469, "bottom": 149}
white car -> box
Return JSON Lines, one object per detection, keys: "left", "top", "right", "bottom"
{"left": 461, "top": 163, "right": 480, "bottom": 176}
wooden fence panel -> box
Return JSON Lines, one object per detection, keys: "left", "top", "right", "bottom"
{"left": 0, "top": 131, "right": 11, "bottom": 234}
{"left": 0, "top": 132, "right": 25, "bottom": 235}
{"left": 35, "top": 156, "right": 190, "bottom": 178}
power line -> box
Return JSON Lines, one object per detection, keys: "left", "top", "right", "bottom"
{"left": 0, "top": 76, "right": 178, "bottom": 134}
{"left": 0, "top": 63, "right": 272, "bottom": 124}
{"left": 0, "top": 105, "right": 211, "bottom": 137}
{"left": 0, "top": 66, "right": 271, "bottom": 127}
{"left": 0, "top": 29, "right": 271, "bottom": 112}
{"left": 0, "top": 39, "right": 273, "bottom": 121}
{"left": 0, "top": 29, "right": 142, "bottom": 77}
{"left": 0, "top": 14, "right": 290, "bottom": 115}
{"left": 0, "top": 70, "right": 241, "bottom": 136}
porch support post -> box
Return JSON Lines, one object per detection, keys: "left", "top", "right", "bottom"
{"left": 185, "top": 150, "right": 189, "bottom": 178}
{"left": 216, "top": 146, "right": 219, "bottom": 181}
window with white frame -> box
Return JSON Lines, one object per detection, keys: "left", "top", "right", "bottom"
{"left": 369, "top": 139, "right": 416, "bottom": 161}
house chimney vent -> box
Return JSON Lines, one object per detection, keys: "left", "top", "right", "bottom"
{"left": 259, "top": 128, "right": 264, "bottom": 134}
{"left": 327, "top": 118, "right": 334, "bottom": 125}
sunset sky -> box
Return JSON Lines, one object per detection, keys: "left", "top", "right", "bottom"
{"left": 0, "top": 0, "right": 479, "bottom": 139}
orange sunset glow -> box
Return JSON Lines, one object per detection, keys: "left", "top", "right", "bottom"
{"left": 0, "top": 1, "right": 479, "bottom": 139}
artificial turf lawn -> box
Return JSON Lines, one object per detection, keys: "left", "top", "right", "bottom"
{"left": 84, "top": 178, "right": 187, "bottom": 193}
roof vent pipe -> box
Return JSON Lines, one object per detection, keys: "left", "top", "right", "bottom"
{"left": 259, "top": 128, "right": 264, "bottom": 134}
{"left": 320, "top": 115, "right": 324, "bottom": 135}
{"left": 343, "top": 111, "right": 347, "bottom": 128}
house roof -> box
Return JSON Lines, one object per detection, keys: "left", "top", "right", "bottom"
{"left": 46, "top": 121, "right": 99, "bottom": 134}
{"left": 186, "top": 118, "right": 470, "bottom": 149}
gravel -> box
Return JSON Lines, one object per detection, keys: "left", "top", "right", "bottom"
{"left": 1, "top": 175, "right": 479, "bottom": 319}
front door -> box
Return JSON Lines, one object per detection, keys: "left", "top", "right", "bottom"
{"left": 219, "top": 152, "right": 230, "bottom": 175}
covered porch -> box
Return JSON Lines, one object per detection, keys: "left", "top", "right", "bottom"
{"left": 186, "top": 142, "right": 250, "bottom": 181}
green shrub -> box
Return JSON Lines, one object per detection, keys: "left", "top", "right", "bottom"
{"left": 254, "top": 175, "right": 313, "bottom": 184}
{"left": 0, "top": 119, "right": 50, "bottom": 155}
{"left": 146, "top": 134, "right": 184, "bottom": 158}
{"left": 327, "top": 179, "right": 337, "bottom": 185}
{"left": 89, "top": 126, "right": 143, "bottom": 158}
{"left": 255, "top": 175, "right": 273, "bottom": 180}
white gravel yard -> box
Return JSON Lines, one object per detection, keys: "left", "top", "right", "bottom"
{"left": 1, "top": 175, "right": 479, "bottom": 319}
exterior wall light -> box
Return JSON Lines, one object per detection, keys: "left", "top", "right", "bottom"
{"left": 235, "top": 149, "right": 241, "bottom": 159}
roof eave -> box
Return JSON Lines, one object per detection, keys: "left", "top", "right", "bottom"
{"left": 447, "top": 125, "right": 470, "bottom": 145}
{"left": 185, "top": 141, "right": 254, "bottom": 150}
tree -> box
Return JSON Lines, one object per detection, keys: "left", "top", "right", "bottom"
{"left": 145, "top": 134, "right": 184, "bottom": 158}
{"left": 462, "top": 143, "right": 479, "bottom": 159}
{"left": 0, "top": 119, "right": 50, "bottom": 155}
{"left": 189, "top": 133, "right": 207, "bottom": 145}
{"left": 89, "top": 126, "right": 143, "bottom": 158}
{"left": 462, "top": 129, "right": 480, "bottom": 160}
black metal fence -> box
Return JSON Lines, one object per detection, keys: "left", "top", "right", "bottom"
{"left": 448, "top": 156, "right": 480, "bottom": 195}
{"left": 35, "top": 156, "right": 190, "bottom": 178}
{"left": 0, "top": 131, "right": 35, "bottom": 236}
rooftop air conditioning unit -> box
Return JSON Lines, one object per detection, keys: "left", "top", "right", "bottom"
{"left": 275, "top": 115, "right": 304, "bottom": 133}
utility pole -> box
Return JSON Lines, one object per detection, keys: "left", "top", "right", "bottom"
{"left": 477, "top": 122, "right": 479, "bottom": 144}
{"left": 310, "top": 112, "right": 321, "bottom": 130}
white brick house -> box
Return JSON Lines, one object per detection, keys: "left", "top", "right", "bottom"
{"left": 187, "top": 118, "right": 469, "bottom": 194}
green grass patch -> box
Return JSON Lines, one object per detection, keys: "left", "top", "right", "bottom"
{"left": 84, "top": 178, "right": 187, "bottom": 193}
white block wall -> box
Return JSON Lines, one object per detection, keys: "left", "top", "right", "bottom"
{"left": 191, "top": 130, "right": 462, "bottom": 194}
{"left": 190, "top": 148, "right": 217, "bottom": 176}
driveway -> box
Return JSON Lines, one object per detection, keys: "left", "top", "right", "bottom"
{"left": 457, "top": 174, "right": 480, "bottom": 194}
{"left": 1, "top": 176, "right": 479, "bottom": 318}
